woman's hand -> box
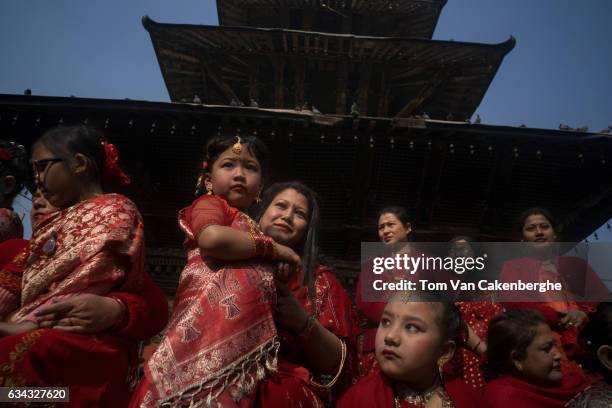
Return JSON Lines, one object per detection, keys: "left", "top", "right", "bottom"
{"left": 273, "top": 277, "right": 309, "bottom": 333}
{"left": 558, "top": 309, "right": 587, "bottom": 329}
{"left": 35, "top": 294, "right": 122, "bottom": 334}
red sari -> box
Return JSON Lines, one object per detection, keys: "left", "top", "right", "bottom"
{"left": 454, "top": 299, "right": 502, "bottom": 389}
{"left": 131, "top": 195, "right": 278, "bottom": 407}
{"left": 0, "top": 194, "right": 146, "bottom": 407}
{"left": 500, "top": 256, "right": 609, "bottom": 360}
{"left": 254, "top": 264, "right": 358, "bottom": 407}
{"left": 0, "top": 208, "right": 23, "bottom": 243}
{"left": 338, "top": 369, "right": 482, "bottom": 408}
{"left": 0, "top": 239, "right": 28, "bottom": 317}
{"left": 482, "top": 363, "right": 595, "bottom": 408}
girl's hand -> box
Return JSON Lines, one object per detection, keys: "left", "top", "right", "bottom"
{"left": 273, "top": 243, "right": 301, "bottom": 266}
{"left": 559, "top": 310, "right": 587, "bottom": 329}
{"left": 35, "top": 294, "right": 122, "bottom": 334}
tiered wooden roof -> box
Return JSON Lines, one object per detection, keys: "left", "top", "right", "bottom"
{"left": 216, "top": 0, "right": 447, "bottom": 38}
{"left": 143, "top": 17, "right": 514, "bottom": 121}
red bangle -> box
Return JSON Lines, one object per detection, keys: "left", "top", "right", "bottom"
{"left": 253, "top": 235, "right": 276, "bottom": 259}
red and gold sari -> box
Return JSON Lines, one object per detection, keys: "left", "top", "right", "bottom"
{"left": 454, "top": 299, "right": 502, "bottom": 389}
{"left": 0, "top": 193, "right": 145, "bottom": 407}
{"left": 0, "top": 238, "right": 28, "bottom": 318}
{"left": 131, "top": 195, "right": 278, "bottom": 407}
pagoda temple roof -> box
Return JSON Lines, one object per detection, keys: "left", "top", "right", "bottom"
{"left": 143, "top": 16, "right": 515, "bottom": 121}
{"left": 216, "top": 0, "right": 447, "bottom": 38}
{"left": 3, "top": 93, "right": 610, "bottom": 255}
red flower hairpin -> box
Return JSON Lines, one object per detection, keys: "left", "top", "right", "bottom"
{"left": 101, "top": 141, "right": 131, "bottom": 186}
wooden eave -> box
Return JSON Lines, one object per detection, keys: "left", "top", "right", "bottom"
{"left": 143, "top": 17, "right": 515, "bottom": 121}
{"left": 215, "top": 0, "right": 447, "bottom": 38}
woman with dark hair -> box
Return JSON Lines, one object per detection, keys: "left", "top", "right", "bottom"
{"left": 0, "top": 125, "right": 167, "bottom": 406}
{"left": 483, "top": 309, "right": 594, "bottom": 408}
{"left": 500, "top": 207, "right": 609, "bottom": 360}
{"left": 254, "top": 181, "right": 358, "bottom": 405}
{"left": 449, "top": 236, "right": 503, "bottom": 390}
{"left": 131, "top": 134, "right": 303, "bottom": 407}
{"left": 567, "top": 302, "right": 612, "bottom": 407}
{"left": 0, "top": 140, "right": 29, "bottom": 242}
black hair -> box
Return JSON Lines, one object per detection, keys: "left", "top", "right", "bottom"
{"left": 378, "top": 206, "right": 411, "bottom": 226}
{"left": 391, "top": 291, "right": 467, "bottom": 346}
{"left": 484, "top": 309, "right": 548, "bottom": 381}
{"left": 518, "top": 207, "right": 558, "bottom": 235}
{"left": 585, "top": 302, "right": 612, "bottom": 382}
{"left": 0, "top": 140, "right": 30, "bottom": 201}
{"left": 34, "top": 125, "right": 106, "bottom": 185}
{"left": 258, "top": 182, "right": 320, "bottom": 298}
{"left": 195, "top": 133, "right": 270, "bottom": 196}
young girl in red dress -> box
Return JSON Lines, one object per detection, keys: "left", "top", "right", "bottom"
{"left": 339, "top": 293, "right": 481, "bottom": 407}
{"left": 131, "top": 134, "right": 301, "bottom": 407}
{"left": 483, "top": 309, "right": 595, "bottom": 408}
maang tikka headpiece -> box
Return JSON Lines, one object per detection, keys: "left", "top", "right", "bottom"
{"left": 232, "top": 136, "right": 243, "bottom": 155}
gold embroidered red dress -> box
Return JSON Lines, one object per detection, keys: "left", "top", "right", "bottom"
{"left": 131, "top": 195, "right": 279, "bottom": 407}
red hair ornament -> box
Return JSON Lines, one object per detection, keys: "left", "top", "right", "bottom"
{"left": 101, "top": 141, "right": 131, "bottom": 186}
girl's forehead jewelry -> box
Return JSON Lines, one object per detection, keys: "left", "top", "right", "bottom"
{"left": 232, "top": 136, "right": 243, "bottom": 155}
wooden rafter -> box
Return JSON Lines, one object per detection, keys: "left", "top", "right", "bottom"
{"left": 394, "top": 70, "right": 449, "bottom": 118}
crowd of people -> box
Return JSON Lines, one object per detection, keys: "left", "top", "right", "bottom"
{"left": 0, "top": 126, "right": 610, "bottom": 407}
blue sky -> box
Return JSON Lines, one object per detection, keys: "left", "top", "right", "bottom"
{"left": 2, "top": 0, "right": 611, "bottom": 240}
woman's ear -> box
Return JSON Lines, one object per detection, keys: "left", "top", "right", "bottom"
{"left": 73, "top": 153, "right": 89, "bottom": 176}
{"left": 511, "top": 350, "right": 523, "bottom": 372}
{"left": 597, "top": 344, "right": 612, "bottom": 371}
{"left": 405, "top": 222, "right": 412, "bottom": 235}
{"left": 438, "top": 340, "right": 456, "bottom": 367}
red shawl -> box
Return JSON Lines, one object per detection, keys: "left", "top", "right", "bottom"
{"left": 482, "top": 363, "right": 595, "bottom": 408}
{"left": 10, "top": 194, "right": 144, "bottom": 322}
{"left": 136, "top": 195, "right": 278, "bottom": 407}
{"left": 338, "top": 370, "right": 482, "bottom": 408}
{"left": 500, "top": 256, "right": 608, "bottom": 359}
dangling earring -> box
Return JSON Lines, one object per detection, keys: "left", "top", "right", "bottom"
{"left": 437, "top": 359, "right": 445, "bottom": 382}
{"left": 205, "top": 181, "right": 213, "bottom": 195}
{"left": 255, "top": 190, "right": 262, "bottom": 203}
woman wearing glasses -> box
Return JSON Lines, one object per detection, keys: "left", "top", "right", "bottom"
{"left": 0, "top": 125, "right": 159, "bottom": 407}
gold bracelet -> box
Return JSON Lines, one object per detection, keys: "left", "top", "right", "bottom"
{"left": 310, "top": 338, "right": 347, "bottom": 389}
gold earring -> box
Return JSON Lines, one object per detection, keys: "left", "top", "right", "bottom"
{"left": 205, "top": 181, "right": 213, "bottom": 195}
{"left": 437, "top": 359, "right": 445, "bottom": 380}
{"left": 255, "top": 191, "right": 262, "bottom": 203}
